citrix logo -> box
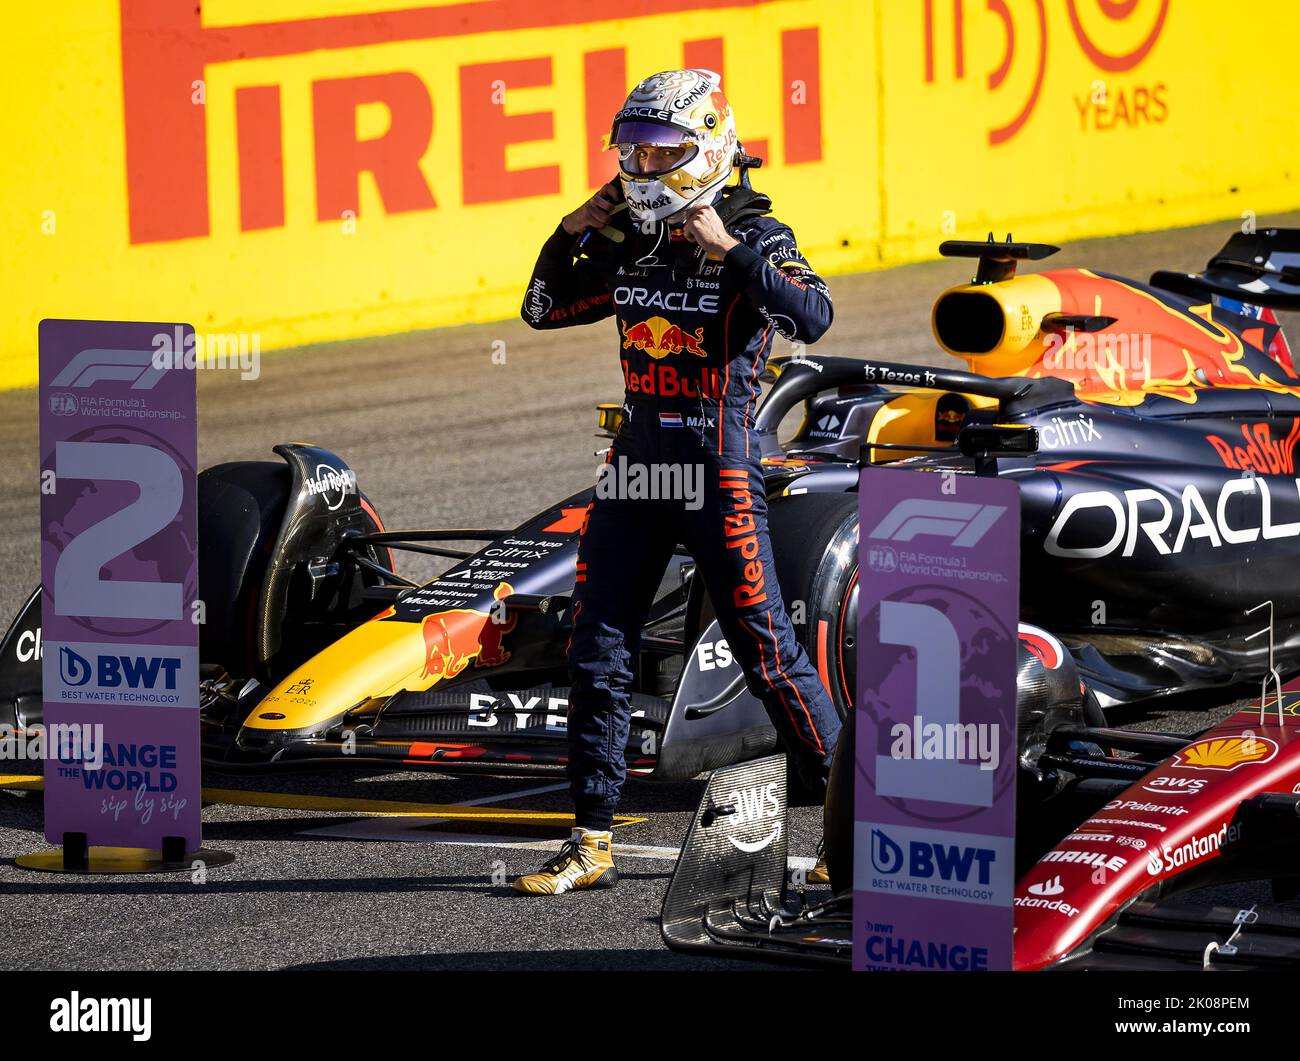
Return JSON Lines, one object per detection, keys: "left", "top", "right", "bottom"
{"left": 868, "top": 499, "right": 1006, "bottom": 548}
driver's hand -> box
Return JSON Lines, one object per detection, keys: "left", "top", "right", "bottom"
{"left": 562, "top": 181, "right": 621, "bottom": 236}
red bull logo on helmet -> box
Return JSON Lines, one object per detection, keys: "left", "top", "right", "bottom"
{"left": 621, "top": 316, "right": 708, "bottom": 359}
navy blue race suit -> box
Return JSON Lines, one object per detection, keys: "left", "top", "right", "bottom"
{"left": 522, "top": 193, "right": 842, "bottom": 829}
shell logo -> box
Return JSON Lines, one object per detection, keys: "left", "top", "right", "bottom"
{"left": 1172, "top": 735, "right": 1279, "bottom": 772}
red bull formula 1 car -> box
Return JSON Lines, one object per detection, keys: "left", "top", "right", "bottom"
{"left": 4, "top": 223, "right": 1300, "bottom": 856}
{"left": 656, "top": 225, "right": 1300, "bottom": 970}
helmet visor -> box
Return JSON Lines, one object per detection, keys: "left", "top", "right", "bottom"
{"left": 611, "top": 121, "right": 696, "bottom": 176}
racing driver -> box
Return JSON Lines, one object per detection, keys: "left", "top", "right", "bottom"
{"left": 514, "top": 68, "right": 840, "bottom": 894}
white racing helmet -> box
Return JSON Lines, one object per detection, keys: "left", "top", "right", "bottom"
{"left": 609, "top": 68, "right": 738, "bottom": 226}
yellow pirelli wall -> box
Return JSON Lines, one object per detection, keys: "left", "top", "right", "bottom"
{"left": 3, "top": 0, "right": 1298, "bottom": 389}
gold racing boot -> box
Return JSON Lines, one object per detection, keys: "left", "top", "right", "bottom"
{"left": 512, "top": 828, "right": 618, "bottom": 895}
{"left": 807, "top": 838, "right": 831, "bottom": 885}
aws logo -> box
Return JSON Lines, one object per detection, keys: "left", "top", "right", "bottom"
{"left": 1141, "top": 775, "right": 1206, "bottom": 797}
{"left": 722, "top": 782, "right": 782, "bottom": 853}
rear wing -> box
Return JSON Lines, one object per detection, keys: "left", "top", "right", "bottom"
{"left": 1151, "top": 227, "right": 1300, "bottom": 311}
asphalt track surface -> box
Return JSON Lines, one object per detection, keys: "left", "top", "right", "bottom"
{"left": 0, "top": 212, "right": 1297, "bottom": 971}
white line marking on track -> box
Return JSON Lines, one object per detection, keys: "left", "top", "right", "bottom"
{"left": 300, "top": 816, "right": 817, "bottom": 870}
{"left": 448, "top": 782, "right": 569, "bottom": 808}
{"left": 296, "top": 779, "right": 817, "bottom": 869}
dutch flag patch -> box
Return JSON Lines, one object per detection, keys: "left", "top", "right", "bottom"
{"left": 659, "top": 412, "right": 684, "bottom": 428}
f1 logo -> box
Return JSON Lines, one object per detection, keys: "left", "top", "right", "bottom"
{"left": 48, "top": 348, "right": 166, "bottom": 391}
{"left": 867, "top": 499, "right": 1005, "bottom": 547}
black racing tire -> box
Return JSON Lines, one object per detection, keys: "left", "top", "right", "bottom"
{"left": 767, "top": 492, "right": 860, "bottom": 719}
{"left": 196, "top": 461, "right": 292, "bottom": 679}
{"left": 767, "top": 491, "right": 859, "bottom": 803}
{"left": 824, "top": 706, "right": 855, "bottom": 893}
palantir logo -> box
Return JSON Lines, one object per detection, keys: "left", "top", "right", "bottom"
{"left": 59, "top": 646, "right": 92, "bottom": 687}
{"left": 49, "top": 348, "right": 166, "bottom": 390}
{"left": 868, "top": 499, "right": 1006, "bottom": 547}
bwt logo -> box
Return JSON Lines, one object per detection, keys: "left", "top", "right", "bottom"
{"left": 59, "top": 647, "right": 181, "bottom": 691}
{"left": 870, "top": 828, "right": 996, "bottom": 885}
{"left": 868, "top": 499, "right": 1006, "bottom": 547}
